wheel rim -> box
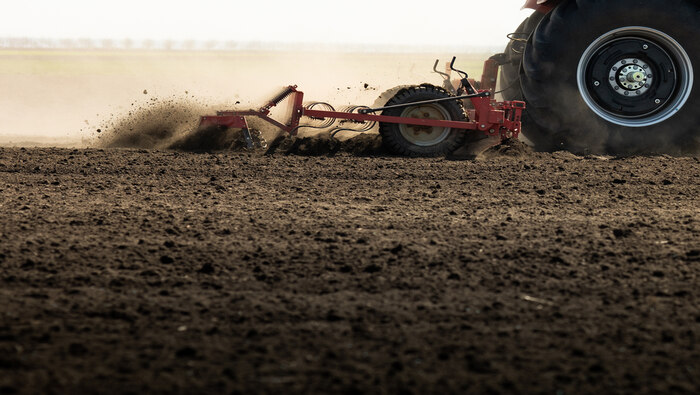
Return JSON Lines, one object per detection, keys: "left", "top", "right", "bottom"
{"left": 577, "top": 26, "right": 693, "bottom": 127}
{"left": 398, "top": 104, "right": 451, "bottom": 147}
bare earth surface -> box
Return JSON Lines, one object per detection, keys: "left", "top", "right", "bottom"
{"left": 1, "top": 145, "right": 699, "bottom": 394}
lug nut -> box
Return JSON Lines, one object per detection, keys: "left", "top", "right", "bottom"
{"left": 655, "top": 99, "right": 662, "bottom": 104}
{"left": 593, "top": 81, "right": 600, "bottom": 86}
{"left": 643, "top": 44, "right": 649, "bottom": 50}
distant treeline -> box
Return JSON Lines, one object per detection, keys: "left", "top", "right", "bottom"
{"left": 0, "top": 37, "right": 498, "bottom": 53}
{"left": 0, "top": 37, "right": 248, "bottom": 51}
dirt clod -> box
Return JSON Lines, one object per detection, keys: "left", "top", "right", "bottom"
{"left": 481, "top": 137, "right": 534, "bottom": 158}
{"left": 265, "top": 132, "right": 387, "bottom": 156}
{"left": 198, "top": 263, "right": 215, "bottom": 274}
{"left": 167, "top": 126, "right": 238, "bottom": 152}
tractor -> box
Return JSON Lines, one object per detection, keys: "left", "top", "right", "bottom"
{"left": 200, "top": 0, "right": 700, "bottom": 156}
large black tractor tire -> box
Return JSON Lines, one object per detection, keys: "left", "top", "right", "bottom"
{"left": 379, "top": 85, "right": 468, "bottom": 157}
{"left": 498, "top": 12, "right": 545, "bottom": 103}
{"left": 519, "top": 0, "right": 700, "bottom": 154}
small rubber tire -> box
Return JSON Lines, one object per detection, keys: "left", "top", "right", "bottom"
{"left": 521, "top": 0, "right": 700, "bottom": 154}
{"left": 379, "top": 85, "right": 468, "bottom": 157}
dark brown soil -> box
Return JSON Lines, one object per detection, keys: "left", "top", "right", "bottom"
{"left": 266, "top": 132, "right": 386, "bottom": 157}
{"left": 482, "top": 138, "right": 534, "bottom": 159}
{"left": 1, "top": 147, "right": 699, "bottom": 394}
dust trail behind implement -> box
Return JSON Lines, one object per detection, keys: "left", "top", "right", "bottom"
{"left": 74, "top": 51, "right": 489, "bottom": 150}
{"left": 93, "top": 95, "right": 383, "bottom": 153}
{"left": 96, "top": 98, "right": 212, "bottom": 150}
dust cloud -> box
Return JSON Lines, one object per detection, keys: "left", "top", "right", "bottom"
{"left": 0, "top": 49, "right": 486, "bottom": 148}
{"left": 95, "top": 98, "right": 211, "bottom": 149}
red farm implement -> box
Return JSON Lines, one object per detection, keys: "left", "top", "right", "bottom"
{"left": 198, "top": 57, "right": 525, "bottom": 157}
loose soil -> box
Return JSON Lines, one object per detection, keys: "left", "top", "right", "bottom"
{"left": 1, "top": 146, "right": 699, "bottom": 394}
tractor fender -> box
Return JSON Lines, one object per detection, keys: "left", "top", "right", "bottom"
{"left": 522, "top": 0, "right": 561, "bottom": 13}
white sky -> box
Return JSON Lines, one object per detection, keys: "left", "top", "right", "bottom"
{"left": 0, "top": 0, "right": 532, "bottom": 47}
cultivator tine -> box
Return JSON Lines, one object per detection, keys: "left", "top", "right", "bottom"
{"left": 228, "top": 116, "right": 260, "bottom": 150}
{"left": 230, "top": 125, "right": 266, "bottom": 150}
{"left": 241, "top": 128, "right": 255, "bottom": 149}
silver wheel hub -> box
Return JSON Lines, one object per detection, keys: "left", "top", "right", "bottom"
{"left": 609, "top": 59, "right": 652, "bottom": 95}
{"left": 398, "top": 104, "right": 451, "bottom": 147}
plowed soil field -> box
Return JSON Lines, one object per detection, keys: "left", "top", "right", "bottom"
{"left": 1, "top": 144, "right": 699, "bottom": 394}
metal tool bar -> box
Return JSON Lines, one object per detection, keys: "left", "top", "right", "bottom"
{"left": 303, "top": 109, "right": 481, "bottom": 130}
{"left": 358, "top": 92, "right": 490, "bottom": 114}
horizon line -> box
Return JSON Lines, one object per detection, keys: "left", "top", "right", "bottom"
{"left": 0, "top": 37, "right": 504, "bottom": 54}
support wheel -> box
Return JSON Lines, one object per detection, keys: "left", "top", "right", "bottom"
{"left": 520, "top": 0, "right": 700, "bottom": 154}
{"left": 379, "top": 85, "right": 468, "bottom": 157}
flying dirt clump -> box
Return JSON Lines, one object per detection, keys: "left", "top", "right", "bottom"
{"left": 94, "top": 96, "right": 261, "bottom": 152}
{"left": 96, "top": 98, "right": 212, "bottom": 150}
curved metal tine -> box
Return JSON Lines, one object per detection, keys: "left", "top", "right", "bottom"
{"left": 449, "top": 56, "right": 468, "bottom": 78}
{"left": 330, "top": 120, "right": 376, "bottom": 139}
{"left": 433, "top": 59, "right": 451, "bottom": 80}
{"left": 290, "top": 119, "right": 334, "bottom": 135}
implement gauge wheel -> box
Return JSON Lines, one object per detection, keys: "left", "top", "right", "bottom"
{"left": 519, "top": 0, "right": 700, "bottom": 154}
{"left": 379, "top": 85, "right": 468, "bottom": 157}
